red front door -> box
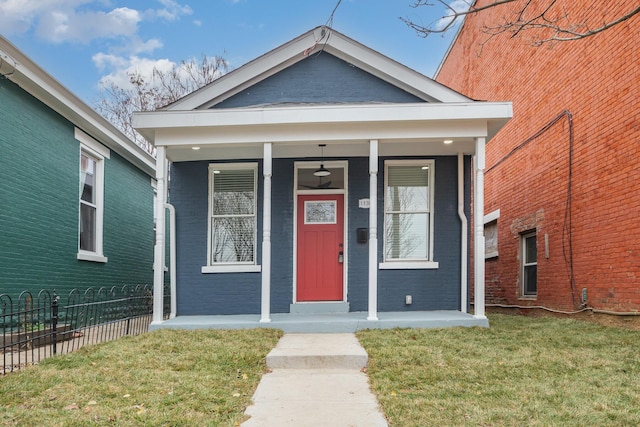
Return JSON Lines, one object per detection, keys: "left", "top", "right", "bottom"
{"left": 296, "top": 194, "right": 344, "bottom": 301}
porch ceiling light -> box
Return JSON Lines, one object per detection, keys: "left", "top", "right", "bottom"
{"left": 313, "top": 144, "right": 331, "bottom": 177}
{"left": 443, "top": 139, "right": 454, "bottom": 144}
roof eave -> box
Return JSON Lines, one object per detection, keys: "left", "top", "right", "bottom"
{"left": 0, "top": 36, "right": 155, "bottom": 177}
{"left": 167, "top": 26, "right": 471, "bottom": 111}
{"left": 134, "top": 101, "right": 512, "bottom": 144}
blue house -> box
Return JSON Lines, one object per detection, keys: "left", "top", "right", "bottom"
{"left": 135, "top": 27, "right": 512, "bottom": 331}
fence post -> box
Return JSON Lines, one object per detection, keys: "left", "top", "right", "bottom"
{"left": 52, "top": 292, "right": 59, "bottom": 355}
{"left": 125, "top": 288, "right": 133, "bottom": 336}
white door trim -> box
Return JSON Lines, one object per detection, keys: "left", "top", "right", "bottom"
{"left": 293, "top": 160, "right": 349, "bottom": 303}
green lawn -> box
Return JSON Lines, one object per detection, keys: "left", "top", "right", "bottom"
{"left": 3, "top": 315, "right": 639, "bottom": 427}
{"left": 358, "top": 314, "right": 640, "bottom": 427}
{"left": 0, "top": 329, "right": 282, "bottom": 427}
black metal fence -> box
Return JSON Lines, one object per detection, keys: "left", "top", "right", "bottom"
{"left": 1, "top": 284, "right": 155, "bottom": 374}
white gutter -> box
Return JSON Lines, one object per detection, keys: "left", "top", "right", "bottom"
{"left": 165, "top": 203, "right": 177, "bottom": 319}
{"left": 458, "top": 153, "right": 468, "bottom": 313}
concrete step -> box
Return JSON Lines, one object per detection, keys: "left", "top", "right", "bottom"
{"left": 266, "top": 333, "right": 368, "bottom": 370}
{"left": 289, "top": 302, "right": 349, "bottom": 314}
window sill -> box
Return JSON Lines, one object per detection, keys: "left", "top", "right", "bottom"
{"left": 77, "top": 252, "right": 108, "bottom": 263}
{"left": 379, "top": 261, "right": 439, "bottom": 270}
{"left": 201, "top": 265, "right": 262, "bottom": 274}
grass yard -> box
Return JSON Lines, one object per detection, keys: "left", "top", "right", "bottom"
{"left": 358, "top": 314, "right": 640, "bottom": 427}
{"left": 0, "top": 328, "right": 282, "bottom": 427}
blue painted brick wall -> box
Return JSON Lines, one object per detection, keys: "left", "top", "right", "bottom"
{"left": 376, "top": 156, "right": 470, "bottom": 311}
{"left": 214, "top": 53, "right": 423, "bottom": 108}
{"left": 170, "top": 155, "right": 469, "bottom": 315}
{"left": 170, "top": 160, "right": 264, "bottom": 315}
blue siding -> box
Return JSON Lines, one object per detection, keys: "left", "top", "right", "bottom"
{"left": 171, "top": 156, "right": 470, "bottom": 315}
{"left": 214, "top": 53, "right": 424, "bottom": 108}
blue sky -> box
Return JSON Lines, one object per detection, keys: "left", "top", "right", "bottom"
{"left": 0, "top": 0, "right": 462, "bottom": 106}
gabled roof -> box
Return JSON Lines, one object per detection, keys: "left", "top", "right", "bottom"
{"left": 166, "top": 26, "right": 471, "bottom": 111}
{"left": 0, "top": 35, "right": 155, "bottom": 177}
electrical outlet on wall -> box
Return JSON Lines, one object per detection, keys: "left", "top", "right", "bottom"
{"left": 405, "top": 295, "right": 412, "bottom": 305}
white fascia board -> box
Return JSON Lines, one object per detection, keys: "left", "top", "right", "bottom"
{"left": 323, "top": 31, "right": 470, "bottom": 103}
{"left": 136, "top": 102, "right": 512, "bottom": 132}
{"left": 0, "top": 36, "right": 155, "bottom": 177}
{"left": 167, "top": 27, "right": 470, "bottom": 111}
{"left": 168, "top": 28, "right": 322, "bottom": 111}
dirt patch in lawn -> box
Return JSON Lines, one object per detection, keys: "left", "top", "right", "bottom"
{"left": 486, "top": 306, "right": 640, "bottom": 331}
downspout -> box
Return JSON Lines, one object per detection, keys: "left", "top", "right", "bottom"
{"left": 151, "top": 146, "right": 166, "bottom": 325}
{"left": 165, "top": 203, "right": 176, "bottom": 319}
{"left": 458, "top": 153, "right": 468, "bottom": 313}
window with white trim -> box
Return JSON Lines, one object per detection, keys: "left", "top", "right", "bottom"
{"left": 207, "top": 164, "right": 257, "bottom": 266}
{"left": 78, "top": 146, "right": 106, "bottom": 262}
{"left": 75, "top": 129, "right": 109, "bottom": 262}
{"left": 521, "top": 231, "right": 537, "bottom": 297}
{"left": 383, "top": 160, "right": 434, "bottom": 262}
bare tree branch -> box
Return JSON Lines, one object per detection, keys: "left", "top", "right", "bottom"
{"left": 94, "top": 54, "right": 228, "bottom": 156}
{"left": 402, "top": 0, "right": 640, "bottom": 46}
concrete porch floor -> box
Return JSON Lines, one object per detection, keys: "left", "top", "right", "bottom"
{"left": 150, "top": 311, "right": 489, "bottom": 333}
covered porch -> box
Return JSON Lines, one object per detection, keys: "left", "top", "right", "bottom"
{"left": 132, "top": 27, "right": 513, "bottom": 329}
{"left": 150, "top": 310, "right": 488, "bottom": 333}
{"left": 137, "top": 103, "right": 512, "bottom": 328}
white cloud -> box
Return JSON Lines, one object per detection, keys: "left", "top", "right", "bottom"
{"left": 150, "top": 0, "right": 192, "bottom": 21}
{"left": 0, "top": 0, "right": 192, "bottom": 43}
{"left": 36, "top": 7, "right": 141, "bottom": 43}
{"left": 0, "top": 0, "right": 197, "bottom": 95}
{"left": 96, "top": 55, "right": 176, "bottom": 90}
{"left": 0, "top": 0, "right": 88, "bottom": 34}
{"left": 130, "top": 38, "right": 164, "bottom": 55}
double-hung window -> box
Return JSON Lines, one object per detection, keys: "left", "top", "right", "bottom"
{"left": 76, "top": 128, "right": 108, "bottom": 263}
{"left": 204, "top": 163, "right": 259, "bottom": 273}
{"left": 381, "top": 160, "right": 437, "bottom": 269}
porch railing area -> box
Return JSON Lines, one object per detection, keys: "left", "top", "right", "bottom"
{"left": 1, "top": 284, "right": 162, "bottom": 374}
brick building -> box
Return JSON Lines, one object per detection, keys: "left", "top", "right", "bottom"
{"left": 437, "top": 1, "right": 640, "bottom": 311}
{"left": 0, "top": 35, "right": 156, "bottom": 299}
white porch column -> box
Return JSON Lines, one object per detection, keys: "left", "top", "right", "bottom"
{"left": 458, "top": 153, "right": 468, "bottom": 313}
{"left": 152, "top": 146, "right": 167, "bottom": 325}
{"left": 474, "top": 137, "right": 487, "bottom": 319}
{"left": 368, "top": 140, "right": 379, "bottom": 321}
{"left": 260, "top": 142, "right": 272, "bottom": 323}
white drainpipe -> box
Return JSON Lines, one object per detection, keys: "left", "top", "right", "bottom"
{"left": 165, "top": 203, "right": 177, "bottom": 319}
{"left": 458, "top": 153, "right": 468, "bottom": 313}
{"left": 152, "top": 146, "right": 167, "bottom": 325}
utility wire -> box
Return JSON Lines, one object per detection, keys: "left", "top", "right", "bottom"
{"left": 304, "top": 0, "right": 343, "bottom": 56}
{"left": 325, "top": 0, "right": 343, "bottom": 28}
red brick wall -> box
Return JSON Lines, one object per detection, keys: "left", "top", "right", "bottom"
{"left": 438, "top": 0, "right": 640, "bottom": 311}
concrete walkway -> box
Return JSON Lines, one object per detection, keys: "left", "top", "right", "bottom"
{"left": 241, "top": 334, "right": 388, "bottom": 427}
